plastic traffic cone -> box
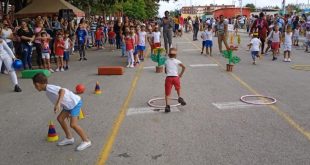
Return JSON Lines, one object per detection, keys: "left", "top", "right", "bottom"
{"left": 94, "top": 81, "right": 102, "bottom": 94}
{"left": 79, "top": 109, "right": 85, "bottom": 120}
{"left": 47, "top": 120, "right": 59, "bottom": 142}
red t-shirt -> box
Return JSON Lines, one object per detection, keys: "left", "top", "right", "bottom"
{"left": 108, "top": 31, "right": 116, "bottom": 39}
{"left": 125, "top": 36, "right": 134, "bottom": 51}
{"left": 95, "top": 29, "right": 103, "bottom": 40}
{"left": 55, "top": 39, "right": 65, "bottom": 56}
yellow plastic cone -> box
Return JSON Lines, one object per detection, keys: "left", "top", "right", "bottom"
{"left": 79, "top": 109, "right": 85, "bottom": 120}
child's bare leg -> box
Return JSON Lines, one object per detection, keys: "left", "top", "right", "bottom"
{"left": 60, "top": 58, "right": 64, "bottom": 68}
{"left": 209, "top": 47, "right": 212, "bottom": 56}
{"left": 70, "top": 117, "right": 89, "bottom": 142}
{"left": 165, "top": 95, "right": 169, "bottom": 106}
{"left": 57, "top": 57, "right": 60, "bottom": 69}
{"left": 288, "top": 51, "right": 291, "bottom": 58}
{"left": 57, "top": 111, "right": 73, "bottom": 139}
{"left": 47, "top": 60, "right": 51, "bottom": 70}
{"left": 201, "top": 46, "right": 204, "bottom": 54}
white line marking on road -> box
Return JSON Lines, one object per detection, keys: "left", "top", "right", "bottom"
{"left": 143, "top": 66, "right": 155, "bottom": 69}
{"left": 190, "top": 64, "right": 219, "bottom": 67}
{"left": 212, "top": 101, "right": 265, "bottom": 110}
{"left": 127, "top": 107, "right": 180, "bottom": 116}
{"left": 176, "top": 42, "right": 191, "bottom": 44}
{"left": 182, "top": 49, "right": 200, "bottom": 51}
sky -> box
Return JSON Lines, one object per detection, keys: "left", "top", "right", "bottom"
{"left": 158, "top": 0, "right": 309, "bottom": 16}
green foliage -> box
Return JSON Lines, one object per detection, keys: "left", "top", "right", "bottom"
{"left": 245, "top": 3, "right": 256, "bottom": 12}
{"left": 222, "top": 50, "right": 240, "bottom": 65}
{"left": 123, "top": 0, "right": 147, "bottom": 20}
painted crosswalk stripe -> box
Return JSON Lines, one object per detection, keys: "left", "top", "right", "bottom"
{"left": 190, "top": 64, "right": 219, "bottom": 67}
{"left": 212, "top": 101, "right": 265, "bottom": 110}
{"left": 127, "top": 107, "right": 180, "bottom": 116}
{"left": 176, "top": 42, "right": 191, "bottom": 44}
{"left": 143, "top": 66, "right": 155, "bottom": 69}
{"left": 182, "top": 49, "right": 200, "bottom": 51}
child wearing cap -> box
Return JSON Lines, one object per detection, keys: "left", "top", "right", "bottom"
{"left": 248, "top": 33, "right": 261, "bottom": 65}
{"left": 164, "top": 48, "right": 186, "bottom": 113}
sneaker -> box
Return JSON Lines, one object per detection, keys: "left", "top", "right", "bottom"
{"left": 60, "top": 68, "right": 65, "bottom": 72}
{"left": 49, "top": 69, "right": 54, "bottom": 73}
{"left": 57, "top": 138, "right": 74, "bottom": 146}
{"left": 14, "top": 85, "right": 22, "bottom": 92}
{"left": 79, "top": 58, "right": 82, "bottom": 61}
{"left": 272, "top": 57, "right": 277, "bottom": 61}
{"left": 288, "top": 58, "right": 291, "bottom": 62}
{"left": 253, "top": 61, "right": 256, "bottom": 65}
{"left": 83, "top": 57, "right": 87, "bottom": 61}
{"left": 165, "top": 105, "right": 171, "bottom": 113}
{"left": 201, "top": 52, "right": 203, "bottom": 55}
{"left": 126, "top": 64, "right": 130, "bottom": 68}
{"left": 178, "top": 97, "right": 186, "bottom": 106}
{"left": 283, "top": 58, "right": 287, "bottom": 62}
{"left": 130, "top": 64, "right": 134, "bottom": 68}
{"left": 55, "top": 68, "right": 60, "bottom": 72}
{"left": 65, "top": 66, "right": 69, "bottom": 70}
{"left": 76, "top": 141, "right": 91, "bottom": 151}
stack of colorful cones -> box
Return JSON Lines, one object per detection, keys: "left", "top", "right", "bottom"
{"left": 94, "top": 81, "right": 102, "bottom": 94}
{"left": 47, "top": 120, "right": 59, "bottom": 142}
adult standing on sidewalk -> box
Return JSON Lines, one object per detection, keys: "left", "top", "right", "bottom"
{"left": 215, "top": 15, "right": 229, "bottom": 53}
{"left": 192, "top": 16, "right": 200, "bottom": 41}
{"left": 161, "top": 11, "right": 174, "bottom": 54}
{"left": 250, "top": 12, "right": 269, "bottom": 55}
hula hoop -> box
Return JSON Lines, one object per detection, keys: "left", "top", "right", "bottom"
{"left": 148, "top": 97, "right": 181, "bottom": 108}
{"left": 291, "top": 65, "right": 310, "bottom": 71}
{"left": 240, "top": 95, "right": 277, "bottom": 105}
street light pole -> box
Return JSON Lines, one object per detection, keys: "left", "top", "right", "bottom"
{"left": 240, "top": 0, "right": 243, "bottom": 16}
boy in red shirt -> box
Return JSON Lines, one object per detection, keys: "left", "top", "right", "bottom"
{"left": 95, "top": 27, "right": 103, "bottom": 49}
{"left": 54, "top": 33, "right": 65, "bottom": 72}
{"left": 108, "top": 28, "right": 116, "bottom": 51}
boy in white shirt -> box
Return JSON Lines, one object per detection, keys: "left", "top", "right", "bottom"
{"left": 152, "top": 26, "right": 161, "bottom": 53}
{"left": 200, "top": 27, "right": 207, "bottom": 55}
{"left": 248, "top": 33, "right": 261, "bottom": 65}
{"left": 283, "top": 26, "right": 293, "bottom": 62}
{"left": 164, "top": 48, "right": 186, "bottom": 113}
{"left": 205, "top": 25, "right": 213, "bottom": 56}
{"left": 32, "top": 73, "right": 91, "bottom": 151}
{"left": 137, "top": 25, "right": 147, "bottom": 61}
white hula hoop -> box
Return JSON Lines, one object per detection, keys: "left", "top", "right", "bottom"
{"left": 240, "top": 95, "right": 277, "bottom": 105}
{"left": 148, "top": 97, "right": 181, "bottom": 108}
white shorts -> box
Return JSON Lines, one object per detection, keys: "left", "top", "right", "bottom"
{"left": 42, "top": 53, "right": 50, "bottom": 59}
{"left": 283, "top": 44, "right": 292, "bottom": 51}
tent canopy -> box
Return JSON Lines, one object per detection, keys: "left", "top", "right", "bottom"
{"left": 15, "top": 0, "right": 85, "bottom": 18}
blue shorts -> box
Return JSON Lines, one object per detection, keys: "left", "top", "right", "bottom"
{"left": 63, "top": 100, "right": 82, "bottom": 117}
{"left": 96, "top": 40, "right": 102, "bottom": 46}
{"left": 202, "top": 41, "right": 206, "bottom": 47}
{"left": 205, "top": 40, "right": 213, "bottom": 48}
{"left": 109, "top": 39, "right": 115, "bottom": 45}
{"left": 63, "top": 51, "right": 70, "bottom": 61}
{"left": 137, "top": 45, "right": 145, "bottom": 51}
{"left": 133, "top": 46, "right": 138, "bottom": 55}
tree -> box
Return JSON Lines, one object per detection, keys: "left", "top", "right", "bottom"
{"left": 245, "top": 3, "right": 256, "bottom": 12}
{"left": 274, "top": 6, "right": 280, "bottom": 9}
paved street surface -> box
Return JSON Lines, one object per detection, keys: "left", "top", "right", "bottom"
{"left": 0, "top": 32, "right": 310, "bottom": 165}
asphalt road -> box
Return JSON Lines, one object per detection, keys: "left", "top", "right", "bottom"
{"left": 0, "top": 31, "right": 309, "bottom": 165}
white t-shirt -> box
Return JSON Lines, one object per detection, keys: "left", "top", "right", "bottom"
{"left": 206, "top": 30, "right": 213, "bottom": 41}
{"left": 284, "top": 32, "right": 292, "bottom": 45}
{"left": 250, "top": 38, "right": 261, "bottom": 51}
{"left": 152, "top": 31, "right": 161, "bottom": 43}
{"left": 138, "top": 31, "right": 147, "bottom": 46}
{"left": 269, "top": 31, "right": 281, "bottom": 42}
{"left": 45, "top": 84, "right": 81, "bottom": 110}
{"left": 64, "top": 38, "right": 70, "bottom": 51}
{"left": 1, "top": 28, "right": 13, "bottom": 43}
{"left": 165, "top": 58, "right": 182, "bottom": 77}
{"left": 293, "top": 29, "right": 300, "bottom": 37}
{"left": 200, "top": 31, "right": 207, "bottom": 41}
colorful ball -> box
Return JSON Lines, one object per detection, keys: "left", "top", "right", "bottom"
{"left": 12, "top": 59, "right": 23, "bottom": 70}
{"left": 75, "top": 84, "right": 85, "bottom": 94}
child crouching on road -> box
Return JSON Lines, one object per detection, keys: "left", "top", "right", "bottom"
{"left": 164, "top": 48, "right": 186, "bottom": 113}
{"left": 32, "top": 73, "right": 91, "bottom": 151}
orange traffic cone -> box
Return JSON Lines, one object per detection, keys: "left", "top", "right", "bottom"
{"left": 47, "top": 120, "right": 59, "bottom": 142}
{"left": 94, "top": 81, "right": 102, "bottom": 94}
{"left": 79, "top": 109, "right": 85, "bottom": 120}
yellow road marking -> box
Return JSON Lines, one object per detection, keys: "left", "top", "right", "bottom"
{"left": 185, "top": 36, "right": 310, "bottom": 141}
{"left": 96, "top": 49, "right": 150, "bottom": 165}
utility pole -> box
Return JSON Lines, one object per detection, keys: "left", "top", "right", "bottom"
{"left": 239, "top": 0, "right": 243, "bottom": 16}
